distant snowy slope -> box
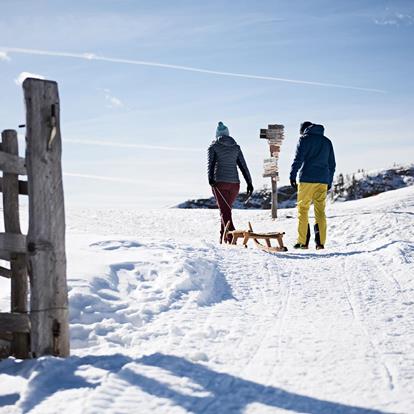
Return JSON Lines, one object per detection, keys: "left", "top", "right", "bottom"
{"left": 332, "top": 164, "right": 414, "bottom": 201}
{"left": 0, "top": 186, "right": 413, "bottom": 413}
{"left": 177, "top": 164, "right": 414, "bottom": 209}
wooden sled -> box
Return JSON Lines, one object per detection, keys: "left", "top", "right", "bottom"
{"left": 222, "top": 221, "right": 288, "bottom": 253}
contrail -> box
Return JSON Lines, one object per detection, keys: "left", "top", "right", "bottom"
{"left": 63, "top": 172, "right": 144, "bottom": 184}
{"left": 63, "top": 138, "right": 203, "bottom": 152}
{"left": 1, "top": 46, "right": 385, "bottom": 93}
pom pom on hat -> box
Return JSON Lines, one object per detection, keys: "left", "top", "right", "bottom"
{"left": 216, "top": 121, "right": 230, "bottom": 138}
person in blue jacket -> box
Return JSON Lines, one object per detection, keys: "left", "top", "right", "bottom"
{"left": 290, "top": 122, "right": 336, "bottom": 249}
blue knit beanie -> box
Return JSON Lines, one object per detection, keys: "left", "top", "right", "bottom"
{"left": 216, "top": 121, "right": 229, "bottom": 138}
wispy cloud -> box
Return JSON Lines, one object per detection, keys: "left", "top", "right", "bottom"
{"left": 101, "top": 88, "right": 124, "bottom": 108}
{"left": 107, "top": 96, "right": 123, "bottom": 108}
{"left": 15, "top": 71, "right": 45, "bottom": 85}
{"left": 0, "top": 51, "right": 10, "bottom": 61}
{"left": 63, "top": 138, "right": 203, "bottom": 152}
{"left": 374, "top": 12, "right": 414, "bottom": 26}
{"left": 0, "top": 46, "right": 385, "bottom": 93}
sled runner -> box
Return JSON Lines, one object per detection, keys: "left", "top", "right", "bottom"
{"left": 222, "top": 221, "right": 288, "bottom": 253}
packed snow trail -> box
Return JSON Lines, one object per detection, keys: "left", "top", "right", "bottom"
{"left": 0, "top": 186, "right": 413, "bottom": 413}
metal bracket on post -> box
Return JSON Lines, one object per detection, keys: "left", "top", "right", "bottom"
{"left": 48, "top": 104, "right": 57, "bottom": 151}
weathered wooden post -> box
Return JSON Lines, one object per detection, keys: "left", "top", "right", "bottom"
{"left": 1, "top": 129, "right": 29, "bottom": 358}
{"left": 260, "top": 125, "right": 285, "bottom": 219}
{"left": 23, "top": 78, "right": 70, "bottom": 357}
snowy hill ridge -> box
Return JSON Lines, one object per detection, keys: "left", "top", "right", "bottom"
{"left": 176, "top": 164, "right": 414, "bottom": 209}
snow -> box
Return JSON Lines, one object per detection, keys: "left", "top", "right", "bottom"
{"left": 1, "top": 186, "right": 414, "bottom": 413}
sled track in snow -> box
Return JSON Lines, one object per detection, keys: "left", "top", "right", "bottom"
{"left": 275, "top": 262, "right": 293, "bottom": 363}
{"left": 341, "top": 254, "right": 395, "bottom": 391}
{"left": 232, "top": 252, "right": 282, "bottom": 379}
{"left": 217, "top": 248, "right": 295, "bottom": 383}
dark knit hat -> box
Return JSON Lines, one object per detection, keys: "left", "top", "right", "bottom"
{"left": 216, "top": 121, "right": 230, "bottom": 138}
{"left": 300, "top": 121, "right": 313, "bottom": 134}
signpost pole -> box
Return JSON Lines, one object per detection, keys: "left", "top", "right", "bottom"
{"left": 260, "top": 124, "right": 285, "bottom": 220}
{"left": 271, "top": 177, "right": 278, "bottom": 219}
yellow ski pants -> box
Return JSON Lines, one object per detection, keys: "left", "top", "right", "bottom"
{"left": 297, "top": 182, "right": 328, "bottom": 246}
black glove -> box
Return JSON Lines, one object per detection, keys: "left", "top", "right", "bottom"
{"left": 209, "top": 178, "right": 217, "bottom": 187}
{"left": 246, "top": 183, "right": 254, "bottom": 197}
{"left": 290, "top": 179, "right": 298, "bottom": 190}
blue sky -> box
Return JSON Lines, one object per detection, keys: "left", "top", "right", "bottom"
{"left": 0, "top": 0, "right": 413, "bottom": 207}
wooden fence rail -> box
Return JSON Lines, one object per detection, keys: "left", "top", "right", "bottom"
{"left": 1, "top": 129, "right": 29, "bottom": 358}
{"left": 0, "top": 78, "right": 69, "bottom": 359}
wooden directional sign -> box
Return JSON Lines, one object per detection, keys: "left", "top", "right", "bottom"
{"left": 259, "top": 123, "right": 285, "bottom": 218}
{"left": 268, "top": 137, "right": 283, "bottom": 144}
{"left": 263, "top": 171, "right": 279, "bottom": 178}
{"left": 260, "top": 126, "right": 285, "bottom": 142}
{"left": 263, "top": 157, "right": 278, "bottom": 178}
{"left": 266, "top": 129, "right": 283, "bottom": 137}
{"left": 263, "top": 157, "right": 278, "bottom": 166}
{"left": 268, "top": 124, "right": 284, "bottom": 130}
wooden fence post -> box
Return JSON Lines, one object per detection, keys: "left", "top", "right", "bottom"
{"left": 1, "top": 129, "right": 29, "bottom": 358}
{"left": 23, "top": 78, "right": 69, "bottom": 357}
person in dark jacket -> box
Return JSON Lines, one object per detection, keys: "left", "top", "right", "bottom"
{"left": 208, "top": 122, "right": 253, "bottom": 243}
{"left": 290, "top": 122, "right": 336, "bottom": 249}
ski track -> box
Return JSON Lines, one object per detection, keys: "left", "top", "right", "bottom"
{"left": 1, "top": 187, "right": 414, "bottom": 413}
{"left": 341, "top": 255, "right": 395, "bottom": 391}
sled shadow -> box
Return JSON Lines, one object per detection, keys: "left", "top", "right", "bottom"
{"left": 1, "top": 353, "right": 392, "bottom": 414}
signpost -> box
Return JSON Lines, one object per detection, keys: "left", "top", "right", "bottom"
{"left": 260, "top": 124, "right": 285, "bottom": 219}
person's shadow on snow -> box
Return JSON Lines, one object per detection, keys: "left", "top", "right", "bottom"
{"left": 0, "top": 353, "right": 392, "bottom": 414}
{"left": 130, "top": 353, "right": 391, "bottom": 414}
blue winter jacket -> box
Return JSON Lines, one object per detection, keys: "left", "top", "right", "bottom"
{"left": 290, "top": 124, "right": 336, "bottom": 186}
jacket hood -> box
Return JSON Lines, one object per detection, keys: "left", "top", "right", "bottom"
{"left": 304, "top": 124, "right": 325, "bottom": 136}
{"left": 216, "top": 135, "right": 237, "bottom": 146}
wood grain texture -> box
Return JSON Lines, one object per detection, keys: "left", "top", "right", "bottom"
{"left": 24, "top": 78, "right": 69, "bottom": 357}
{"left": 0, "top": 177, "right": 28, "bottom": 195}
{"left": 0, "top": 266, "right": 12, "bottom": 279}
{"left": 0, "top": 250, "right": 12, "bottom": 261}
{"left": 0, "top": 313, "right": 30, "bottom": 333}
{"left": 0, "top": 151, "right": 27, "bottom": 175}
{"left": 0, "top": 332, "right": 13, "bottom": 341}
{"left": 0, "top": 233, "right": 26, "bottom": 253}
{"left": 2, "top": 129, "right": 30, "bottom": 358}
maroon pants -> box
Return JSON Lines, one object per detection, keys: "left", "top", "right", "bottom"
{"left": 212, "top": 182, "right": 240, "bottom": 240}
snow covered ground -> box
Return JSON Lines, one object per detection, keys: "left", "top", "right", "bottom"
{"left": 1, "top": 186, "right": 413, "bottom": 414}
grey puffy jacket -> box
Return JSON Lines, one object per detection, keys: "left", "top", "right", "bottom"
{"left": 208, "top": 135, "right": 252, "bottom": 185}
